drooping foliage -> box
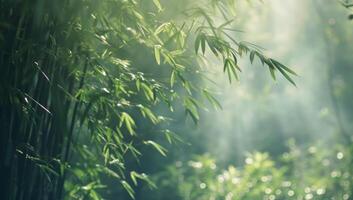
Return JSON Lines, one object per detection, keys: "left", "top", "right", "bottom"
{"left": 0, "top": 0, "right": 296, "bottom": 199}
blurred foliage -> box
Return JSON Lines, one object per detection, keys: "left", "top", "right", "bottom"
{"left": 148, "top": 141, "right": 352, "bottom": 200}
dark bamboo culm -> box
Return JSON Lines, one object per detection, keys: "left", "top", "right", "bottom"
{"left": 0, "top": 0, "right": 84, "bottom": 199}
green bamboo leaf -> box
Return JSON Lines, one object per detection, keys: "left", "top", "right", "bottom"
{"left": 125, "top": 142, "right": 142, "bottom": 158}
{"left": 201, "top": 34, "right": 206, "bottom": 55}
{"left": 90, "top": 190, "right": 100, "bottom": 200}
{"left": 218, "top": 19, "right": 234, "bottom": 29}
{"left": 103, "top": 167, "right": 121, "bottom": 179}
{"left": 135, "top": 79, "right": 141, "bottom": 91}
{"left": 103, "top": 145, "right": 110, "bottom": 165}
{"left": 130, "top": 171, "right": 156, "bottom": 188}
{"left": 81, "top": 182, "right": 96, "bottom": 191}
{"left": 226, "top": 65, "right": 232, "bottom": 83}
{"left": 154, "top": 45, "right": 161, "bottom": 65}
{"left": 163, "top": 129, "right": 185, "bottom": 144}
{"left": 144, "top": 140, "right": 167, "bottom": 156}
{"left": 141, "top": 82, "right": 154, "bottom": 101}
{"left": 184, "top": 97, "right": 200, "bottom": 123}
{"left": 37, "top": 164, "right": 59, "bottom": 177}
{"left": 265, "top": 59, "right": 277, "bottom": 80}
{"left": 229, "top": 61, "right": 239, "bottom": 81}
{"left": 269, "top": 66, "right": 276, "bottom": 80}
{"left": 139, "top": 106, "right": 159, "bottom": 124}
{"left": 185, "top": 107, "right": 199, "bottom": 124}
{"left": 238, "top": 43, "right": 248, "bottom": 56}
{"left": 223, "top": 58, "right": 229, "bottom": 72}
{"left": 202, "top": 89, "right": 222, "bottom": 110}
{"left": 229, "top": 57, "right": 241, "bottom": 72}
{"left": 170, "top": 70, "right": 176, "bottom": 87}
{"left": 250, "top": 50, "right": 256, "bottom": 64}
{"left": 121, "top": 181, "right": 135, "bottom": 199}
{"left": 267, "top": 58, "right": 296, "bottom": 85}
{"left": 119, "top": 112, "right": 136, "bottom": 135}
{"left": 206, "top": 37, "right": 219, "bottom": 56}
{"left": 255, "top": 51, "right": 265, "bottom": 65}
{"left": 130, "top": 171, "right": 138, "bottom": 186}
{"left": 231, "top": 52, "right": 238, "bottom": 64}
{"left": 271, "top": 59, "right": 297, "bottom": 75}
{"left": 155, "top": 22, "right": 170, "bottom": 35}
{"left": 195, "top": 33, "right": 201, "bottom": 54}
{"left": 153, "top": 0, "right": 162, "bottom": 12}
{"left": 277, "top": 66, "right": 296, "bottom": 86}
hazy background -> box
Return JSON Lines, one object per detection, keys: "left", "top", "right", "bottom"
{"left": 189, "top": 0, "right": 353, "bottom": 165}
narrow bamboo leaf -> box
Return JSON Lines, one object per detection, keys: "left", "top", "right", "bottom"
{"left": 201, "top": 34, "right": 206, "bottom": 55}
{"left": 103, "top": 167, "right": 121, "bottom": 179}
{"left": 139, "top": 106, "right": 159, "bottom": 124}
{"left": 250, "top": 50, "right": 256, "bottom": 64}
{"left": 90, "top": 190, "right": 100, "bottom": 200}
{"left": 276, "top": 66, "right": 296, "bottom": 86}
{"left": 141, "top": 83, "right": 154, "bottom": 101}
{"left": 135, "top": 79, "right": 141, "bottom": 91}
{"left": 229, "top": 58, "right": 241, "bottom": 72}
{"left": 265, "top": 59, "right": 277, "bottom": 80}
{"left": 207, "top": 38, "right": 219, "bottom": 56}
{"left": 170, "top": 70, "right": 176, "bottom": 87}
{"left": 38, "top": 164, "right": 59, "bottom": 177}
{"left": 218, "top": 19, "right": 234, "bottom": 29}
{"left": 130, "top": 171, "right": 138, "bottom": 186}
{"left": 229, "top": 62, "right": 239, "bottom": 81}
{"left": 144, "top": 140, "right": 167, "bottom": 156}
{"left": 231, "top": 52, "right": 238, "bottom": 64}
{"left": 165, "top": 131, "right": 172, "bottom": 144}
{"left": 154, "top": 45, "right": 161, "bottom": 65}
{"left": 271, "top": 59, "right": 297, "bottom": 75}
{"left": 269, "top": 66, "right": 276, "bottom": 80}
{"left": 238, "top": 42, "right": 249, "bottom": 55}
{"left": 119, "top": 112, "right": 136, "bottom": 135}
{"left": 255, "top": 51, "right": 265, "bottom": 65}
{"left": 130, "top": 171, "right": 156, "bottom": 188}
{"left": 104, "top": 146, "right": 110, "bottom": 165}
{"left": 153, "top": 0, "right": 162, "bottom": 12}
{"left": 81, "top": 182, "right": 96, "bottom": 191}
{"left": 223, "top": 58, "right": 229, "bottom": 72}
{"left": 155, "top": 23, "right": 170, "bottom": 35}
{"left": 163, "top": 129, "right": 185, "bottom": 144}
{"left": 226, "top": 65, "right": 232, "bottom": 83}
{"left": 121, "top": 181, "right": 135, "bottom": 199}
{"left": 186, "top": 108, "right": 199, "bottom": 124}
{"left": 109, "top": 158, "right": 124, "bottom": 168}
{"left": 125, "top": 142, "right": 142, "bottom": 157}
{"left": 194, "top": 34, "right": 201, "bottom": 54}
{"left": 202, "top": 89, "right": 222, "bottom": 110}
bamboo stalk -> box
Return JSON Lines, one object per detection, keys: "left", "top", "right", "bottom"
{"left": 57, "top": 58, "right": 89, "bottom": 199}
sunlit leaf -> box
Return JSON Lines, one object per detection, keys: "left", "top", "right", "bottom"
{"left": 153, "top": 0, "right": 163, "bottom": 12}
{"left": 121, "top": 181, "right": 135, "bottom": 199}
{"left": 154, "top": 45, "right": 161, "bottom": 65}
{"left": 119, "top": 112, "right": 136, "bottom": 135}
{"left": 202, "top": 89, "right": 222, "bottom": 110}
{"left": 144, "top": 140, "right": 167, "bottom": 156}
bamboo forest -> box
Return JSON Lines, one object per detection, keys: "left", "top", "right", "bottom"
{"left": 1, "top": 0, "right": 353, "bottom": 199}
